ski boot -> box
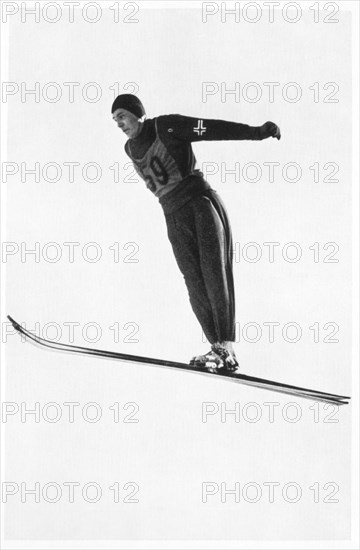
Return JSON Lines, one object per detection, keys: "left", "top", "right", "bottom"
{"left": 190, "top": 342, "right": 239, "bottom": 373}
{"left": 190, "top": 349, "right": 223, "bottom": 372}
{"left": 211, "top": 342, "right": 239, "bottom": 372}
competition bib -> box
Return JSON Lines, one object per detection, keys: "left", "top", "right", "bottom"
{"left": 129, "top": 121, "right": 185, "bottom": 198}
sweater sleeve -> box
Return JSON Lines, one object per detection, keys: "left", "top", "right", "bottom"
{"left": 158, "top": 114, "right": 262, "bottom": 142}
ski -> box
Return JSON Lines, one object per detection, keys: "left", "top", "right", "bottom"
{"left": 7, "top": 315, "right": 350, "bottom": 405}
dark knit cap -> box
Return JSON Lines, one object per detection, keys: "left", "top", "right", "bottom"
{"left": 111, "top": 94, "right": 145, "bottom": 118}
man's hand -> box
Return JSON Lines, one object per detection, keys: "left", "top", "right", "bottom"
{"left": 259, "top": 121, "right": 281, "bottom": 140}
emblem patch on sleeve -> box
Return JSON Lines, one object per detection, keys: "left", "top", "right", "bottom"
{"left": 193, "top": 119, "right": 207, "bottom": 135}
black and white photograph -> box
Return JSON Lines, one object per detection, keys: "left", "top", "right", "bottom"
{"left": 1, "top": 1, "right": 359, "bottom": 548}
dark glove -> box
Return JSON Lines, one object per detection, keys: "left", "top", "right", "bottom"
{"left": 259, "top": 121, "right": 281, "bottom": 140}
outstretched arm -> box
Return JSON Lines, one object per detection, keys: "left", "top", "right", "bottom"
{"left": 158, "top": 114, "right": 281, "bottom": 142}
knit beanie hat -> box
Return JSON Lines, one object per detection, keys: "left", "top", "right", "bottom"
{"left": 111, "top": 94, "right": 145, "bottom": 119}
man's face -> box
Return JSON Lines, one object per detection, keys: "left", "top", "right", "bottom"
{"left": 112, "top": 108, "right": 142, "bottom": 139}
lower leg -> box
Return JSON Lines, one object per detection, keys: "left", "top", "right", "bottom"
{"left": 197, "top": 193, "right": 236, "bottom": 343}
{"left": 166, "top": 208, "right": 219, "bottom": 344}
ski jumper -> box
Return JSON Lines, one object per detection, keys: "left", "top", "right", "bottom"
{"left": 124, "top": 115, "right": 263, "bottom": 344}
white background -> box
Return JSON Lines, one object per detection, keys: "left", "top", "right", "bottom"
{"left": 1, "top": 1, "right": 358, "bottom": 548}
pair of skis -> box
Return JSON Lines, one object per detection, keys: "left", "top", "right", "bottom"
{"left": 7, "top": 315, "right": 350, "bottom": 405}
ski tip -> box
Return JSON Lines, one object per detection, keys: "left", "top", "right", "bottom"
{"left": 7, "top": 315, "right": 20, "bottom": 331}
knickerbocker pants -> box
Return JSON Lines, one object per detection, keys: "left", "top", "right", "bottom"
{"left": 165, "top": 188, "right": 235, "bottom": 344}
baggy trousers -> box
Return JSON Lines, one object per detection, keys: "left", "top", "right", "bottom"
{"left": 165, "top": 189, "right": 235, "bottom": 344}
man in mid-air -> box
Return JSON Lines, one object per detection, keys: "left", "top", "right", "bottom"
{"left": 112, "top": 94, "right": 281, "bottom": 371}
